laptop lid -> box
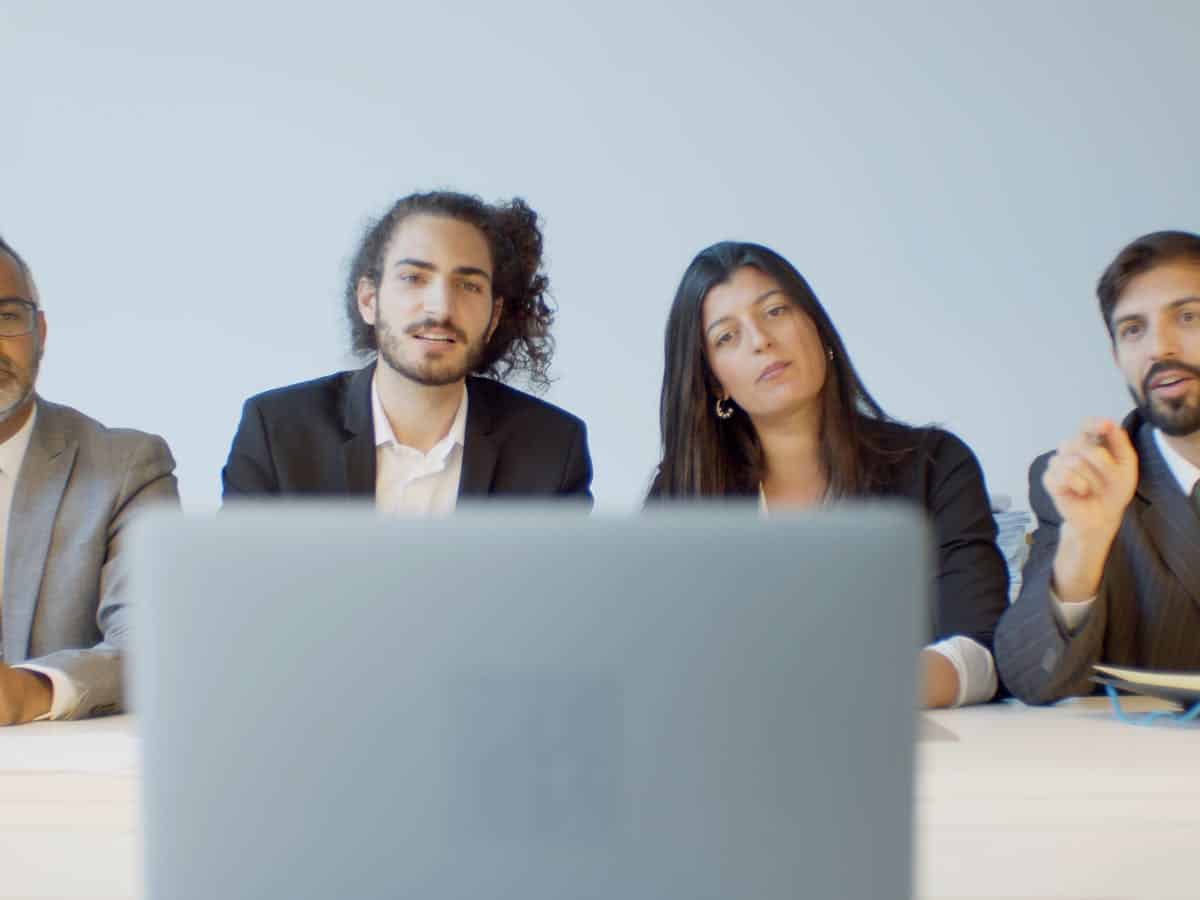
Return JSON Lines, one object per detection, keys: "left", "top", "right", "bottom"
{"left": 133, "top": 504, "right": 924, "bottom": 900}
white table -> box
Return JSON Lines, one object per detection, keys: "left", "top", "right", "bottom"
{"left": 918, "top": 696, "right": 1200, "bottom": 900}
{"left": 3, "top": 700, "right": 1197, "bottom": 899}
{"left": 0, "top": 715, "right": 139, "bottom": 900}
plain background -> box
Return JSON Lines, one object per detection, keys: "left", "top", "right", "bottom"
{"left": 3, "top": 2, "right": 1198, "bottom": 511}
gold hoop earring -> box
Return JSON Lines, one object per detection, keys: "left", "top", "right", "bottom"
{"left": 715, "top": 397, "right": 734, "bottom": 420}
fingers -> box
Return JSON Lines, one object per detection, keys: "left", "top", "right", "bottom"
{"left": 1044, "top": 419, "right": 1135, "bottom": 501}
{"left": 1099, "top": 420, "right": 1137, "bottom": 467}
{"left": 1044, "top": 450, "right": 1102, "bottom": 499}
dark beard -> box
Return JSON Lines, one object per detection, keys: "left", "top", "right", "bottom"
{"left": 1132, "top": 360, "right": 1200, "bottom": 437}
{"left": 376, "top": 315, "right": 487, "bottom": 387}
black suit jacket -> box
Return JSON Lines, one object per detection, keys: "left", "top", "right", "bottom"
{"left": 649, "top": 422, "right": 1008, "bottom": 653}
{"left": 222, "top": 365, "right": 592, "bottom": 503}
{"left": 995, "top": 411, "right": 1200, "bottom": 704}
{"left": 869, "top": 423, "right": 1009, "bottom": 654}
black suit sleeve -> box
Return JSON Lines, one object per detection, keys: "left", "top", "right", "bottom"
{"left": 924, "top": 433, "right": 1010, "bottom": 660}
{"left": 556, "top": 419, "right": 594, "bottom": 506}
{"left": 221, "top": 398, "right": 281, "bottom": 497}
{"left": 993, "top": 453, "right": 1110, "bottom": 705}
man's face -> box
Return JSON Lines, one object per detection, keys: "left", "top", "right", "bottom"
{"left": 357, "top": 214, "right": 502, "bottom": 387}
{"left": 1111, "top": 258, "right": 1200, "bottom": 436}
{"left": 0, "top": 252, "right": 43, "bottom": 423}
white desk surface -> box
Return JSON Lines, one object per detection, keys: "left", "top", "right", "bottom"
{"left": 2, "top": 699, "right": 1197, "bottom": 900}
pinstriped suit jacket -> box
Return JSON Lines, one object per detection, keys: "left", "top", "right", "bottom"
{"left": 995, "top": 411, "right": 1200, "bottom": 704}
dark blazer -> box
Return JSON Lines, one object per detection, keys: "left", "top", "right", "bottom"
{"left": 995, "top": 411, "right": 1200, "bottom": 705}
{"left": 222, "top": 364, "right": 593, "bottom": 503}
{"left": 4, "top": 398, "right": 179, "bottom": 718}
{"left": 650, "top": 421, "right": 1009, "bottom": 653}
{"left": 870, "top": 423, "right": 1009, "bottom": 653}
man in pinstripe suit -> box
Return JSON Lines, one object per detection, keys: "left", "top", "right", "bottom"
{"left": 996, "top": 231, "right": 1200, "bottom": 704}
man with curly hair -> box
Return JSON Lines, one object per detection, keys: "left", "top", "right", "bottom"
{"left": 222, "top": 191, "right": 593, "bottom": 512}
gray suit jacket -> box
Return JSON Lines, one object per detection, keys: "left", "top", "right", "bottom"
{"left": 995, "top": 411, "right": 1200, "bottom": 704}
{"left": 2, "top": 397, "right": 178, "bottom": 718}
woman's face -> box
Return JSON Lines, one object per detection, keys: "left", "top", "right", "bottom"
{"left": 700, "top": 266, "right": 828, "bottom": 422}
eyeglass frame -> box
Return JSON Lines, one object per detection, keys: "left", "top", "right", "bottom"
{"left": 0, "top": 298, "right": 40, "bottom": 338}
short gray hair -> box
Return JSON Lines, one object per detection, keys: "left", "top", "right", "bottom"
{"left": 0, "top": 234, "right": 41, "bottom": 307}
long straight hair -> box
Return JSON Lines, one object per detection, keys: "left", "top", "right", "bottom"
{"left": 650, "top": 241, "right": 910, "bottom": 498}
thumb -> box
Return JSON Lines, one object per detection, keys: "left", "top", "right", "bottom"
{"left": 1101, "top": 420, "right": 1137, "bottom": 467}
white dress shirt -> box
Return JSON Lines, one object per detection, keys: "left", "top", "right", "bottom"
{"left": 372, "top": 376, "right": 468, "bottom": 517}
{"left": 757, "top": 485, "right": 997, "bottom": 707}
{"left": 1054, "top": 427, "right": 1200, "bottom": 634}
{"left": 0, "top": 404, "right": 81, "bottom": 720}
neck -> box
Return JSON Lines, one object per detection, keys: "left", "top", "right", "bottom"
{"left": 753, "top": 402, "right": 827, "bottom": 507}
{"left": 0, "top": 396, "right": 34, "bottom": 446}
{"left": 1163, "top": 429, "right": 1200, "bottom": 472}
{"left": 374, "top": 364, "right": 464, "bottom": 454}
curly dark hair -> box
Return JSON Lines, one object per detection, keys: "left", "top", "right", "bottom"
{"left": 345, "top": 191, "right": 556, "bottom": 388}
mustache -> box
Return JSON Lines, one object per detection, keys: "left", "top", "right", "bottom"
{"left": 1142, "top": 360, "right": 1200, "bottom": 395}
{"left": 404, "top": 318, "right": 468, "bottom": 343}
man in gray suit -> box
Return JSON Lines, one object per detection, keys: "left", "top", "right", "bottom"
{"left": 0, "top": 235, "right": 178, "bottom": 725}
{"left": 996, "top": 231, "right": 1200, "bottom": 704}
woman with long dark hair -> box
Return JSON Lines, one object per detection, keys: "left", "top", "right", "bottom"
{"left": 649, "top": 242, "right": 1008, "bottom": 708}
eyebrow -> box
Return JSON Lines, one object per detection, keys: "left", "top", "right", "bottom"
{"left": 0, "top": 295, "right": 33, "bottom": 305}
{"left": 392, "top": 258, "right": 492, "bottom": 283}
{"left": 1113, "top": 296, "right": 1200, "bottom": 328}
{"left": 704, "top": 289, "right": 785, "bottom": 337}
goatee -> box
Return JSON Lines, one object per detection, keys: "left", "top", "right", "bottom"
{"left": 1132, "top": 360, "right": 1200, "bottom": 437}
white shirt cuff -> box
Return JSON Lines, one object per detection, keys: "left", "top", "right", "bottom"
{"left": 1049, "top": 588, "right": 1095, "bottom": 634}
{"left": 12, "top": 664, "right": 82, "bottom": 721}
{"left": 926, "top": 636, "right": 998, "bottom": 707}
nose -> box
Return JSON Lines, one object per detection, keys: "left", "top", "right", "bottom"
{"left": 1150, "top": 321, "right": 1182, "bottom": 361}
{"left": 422, "top": 278, "right": 454, "bottom": 318}
{"left": 745, "top": 319, "right": 772, "bottom": 353}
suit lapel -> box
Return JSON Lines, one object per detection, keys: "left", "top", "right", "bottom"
{"left": 339, "top": 364, "right": 377, "bottom": 497}
{"left": 458, "top": 377, "right": 498, "bottom": 498}
{"left": 1133, "top": 419, "right": 1200, "bottom": 610}
{"left": 3, "top": 401, "right": 77, "bottom": 661}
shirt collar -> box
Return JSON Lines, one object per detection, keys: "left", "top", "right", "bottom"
{"left": 371, "top": 375, "right": 468, "bottom": 462}
{"left": 0, "top": 401, "right": 37, "bottom": 479}
{"left": 1153, "top": 427, "right": 1200, "bottom": 495}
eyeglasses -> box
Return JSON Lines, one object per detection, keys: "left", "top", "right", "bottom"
{"left": 0, "top": 299, "right": 37, "bottom": 338}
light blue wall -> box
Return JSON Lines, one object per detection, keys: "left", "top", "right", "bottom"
{"left": 3, "top": 2, "right": 1197, "bottom": 510}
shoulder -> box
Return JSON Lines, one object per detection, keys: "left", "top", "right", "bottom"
{"left": 865, "top": 419, "right": 987, "bottom": 498}
{"left": 241, "top": 370, "right": 357, "bottom": 420}
{"left": 244, "top": 370, "right": 355, "bottom": 408}
{"left": 36, "top": 398, "right": 175, "bottom": 468}
{"left": 868, "top": 419, "right": 980, "bottom": 471}
{"left": 468, "top": 377, "right": 587, "bottom": 436}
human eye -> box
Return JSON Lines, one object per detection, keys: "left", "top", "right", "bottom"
{"left": 713, "top": 329, "right": 735, "bottom": 348}
{"left": 765, "top": 303, "right": 791, "bottom": 318}
{"left": 1117, "top": 321, "right": 1143, "bottom": 341}
{"left": 1179, "top": 305, "right": 1200, "bottom": 325}
{"left": 460, "top": 279, "right": 484, "bottom": 294}
{"left": 396, "top": 270, "right": 423, "bottom": 284}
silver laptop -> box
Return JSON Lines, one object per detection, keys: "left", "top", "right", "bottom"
{"left": 132, "top": 504, "right": 925, "bottom": 900}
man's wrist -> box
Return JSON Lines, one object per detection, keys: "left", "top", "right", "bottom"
{"left": 15, "top": 670, "right": 53, "bottom": 722}
{"left": 1053, "top": 522, "right": 1118, "bottom": 601}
